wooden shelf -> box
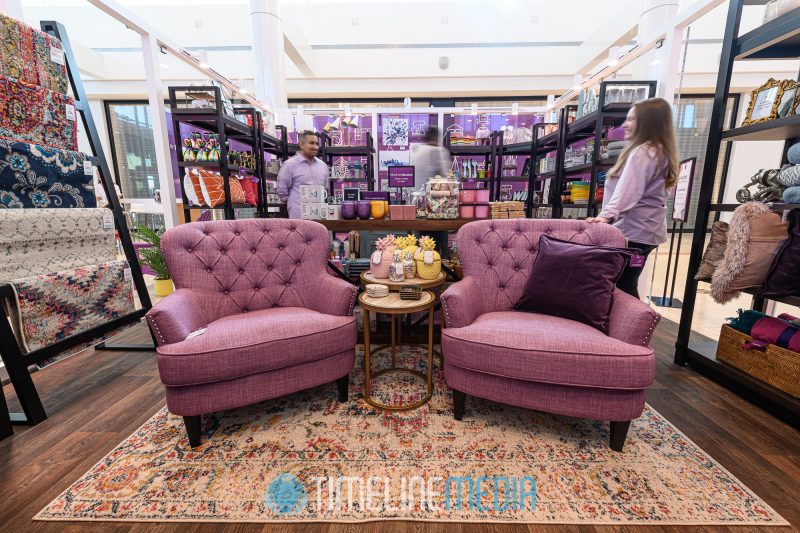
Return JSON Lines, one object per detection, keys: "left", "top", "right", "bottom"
{"left": 708, "top": 202, "right": 800, "bottom": 212}
{"left": 502, "top": 142, "right": 532, "bottom": 154}
{"left": 535, "top": 131, "right": 560, "bottom": 151}
{"left": 735, "top": 7, "right": 800, "bottom": 60}
{"left": 685, "top": 340, "right": 800, "bottom": 427}
{"left": 177, "top": 161, "right": 256, "bottom": 174}
{"left": 319, "top": 218, "right": 473, "bottom": 232}
{"left": 447, "top": 145, "right": 493, "bottom": 155}
{"left": 722, "top": 114, "right": 800, "bottom": 141}
{"left": 325, "top": 145, "right": 375, "bottom": 155}
{"left": 567, "top": 103, "right": 632, "bottom": 138}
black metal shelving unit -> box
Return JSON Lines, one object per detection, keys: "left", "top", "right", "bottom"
{"left": 674, "top": 0, "right": 800, "bottom": 428}
{"left": 444, "top": 130, "right": 497, "bottom": 199}
{"left": 0, "top": 21, "right": 153, "bottom": 430}
{"left": 320, "top": 130, "right": 376, "bottom": 196}
{"left": 495, "top": 134, "right": 535, "bottom": 207}
{"left": 558, "top": 80, "right": 657, "bottom": 219}
{"left": 168, "top": 86, "right": 264, "bottom": 221}
{"left": 259, "top": 119, "right": 286, "bottom": 218}
{"left": 527, "top": 120, "right": 562, "bottom": 218}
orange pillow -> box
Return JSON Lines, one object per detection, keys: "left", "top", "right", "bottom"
{"left": 198, "top": 170, "right": 246, "bottom": 207}
{"left": 183, "top": 169, "right": 206, "bottom": 206}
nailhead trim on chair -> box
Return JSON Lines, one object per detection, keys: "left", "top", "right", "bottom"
{"left": 148, "top": 315, "right": 166, "bottom": 345}
{"left": 643, "top": 315, "right": 659, "bottom": 346}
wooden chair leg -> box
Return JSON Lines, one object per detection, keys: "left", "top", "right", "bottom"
{"left": 453, "top": 389, "right": 466, "bottom": 421}
{"left": 183, "top": 415, "right": 202, "bottom": 448}
{"left": 336, "top": 375, "right": 349, "bottom": 403}
{"left": 609, "top": 420, "right": 631, "bottom": 452}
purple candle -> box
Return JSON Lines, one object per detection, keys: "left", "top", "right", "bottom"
{"left": 357, "top": 200, "right": 371, "bottom": 219}
{"left": 341, "top": 201, "right": 357, "bottom": 219}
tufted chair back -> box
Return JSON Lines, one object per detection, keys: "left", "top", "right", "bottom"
{"left": 161, "top": 219, "right": 330, "bottom": 317}
{"left": 458, "top": 219, "right": 626, "bottom": 312}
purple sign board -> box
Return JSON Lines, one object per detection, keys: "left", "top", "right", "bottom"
{"left": 388, "top": 165, "right": 415, "bottom": 188}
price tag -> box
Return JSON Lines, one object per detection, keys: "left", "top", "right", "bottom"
{"left": 371, "top": 251, "right": 382, "bottom": 265}
{"left": 83, "top": 160, "right": 93, "bottom": 176}
{"left": 50, "top": 46, "right": 65, "bottom": 65}
{"left": 186, "top": 327, "right": 207, "bottom": 340}
{"left": 423, "top": 250, "right": 434, "bottom": 265}
{"left": 629, "top": 254, "right": 645, "bottom": 268}
{"left": 123, "top": 267, "right": 133, "bottom": 282}
{"left": 65, "top": 103, "right": 76, "bottom": 121}
{"left": 103, "top": 212, "right": 114, "bottom": 229}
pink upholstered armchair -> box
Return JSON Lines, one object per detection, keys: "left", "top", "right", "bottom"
{"left": 441, "top": 219, "right": 660, "bottom": 451}
{"left": 146, "top": 219, "right": 357, "bottom": 447}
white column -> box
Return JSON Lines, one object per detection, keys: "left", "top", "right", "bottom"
{"left": 0, "top": 0, "right": 23, "bottom": 19}
{"left": 657, "top": 24, "right": 684, "bottom": 104}
{"left": 249, "top": 0, "right": 287, "bottom": 110}
{"left": 141, "top": 34, "right": 178, "bottom": 228}
{"left": 634, "top": 0, "right": 679, "bottom": 80}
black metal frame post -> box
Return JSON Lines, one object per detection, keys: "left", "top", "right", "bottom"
{"left": 674, "top": 0, "right": 743, "bottom": 365}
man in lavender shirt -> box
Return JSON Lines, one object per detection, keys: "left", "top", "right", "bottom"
{"left": 277, "top": 131, "right": 329, "bottom": 219}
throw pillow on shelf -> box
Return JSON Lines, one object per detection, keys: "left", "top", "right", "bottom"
{"left": 695, "top": 221, "right": 729, "bottom": 281}
{"left": 710, "top": 202, "right": 788, "bottom": 304}
{"left": 760, "top": 208, "right": 800, "bottom": 298}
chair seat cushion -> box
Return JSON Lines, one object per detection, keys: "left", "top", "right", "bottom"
{"left": 157, "top": 307, "right": 356, "bottom": 387}
{"left": 442, "top": 311, "right": 654, "bottom": 390}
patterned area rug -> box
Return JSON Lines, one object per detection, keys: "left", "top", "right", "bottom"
{"left": 36, "top": 345, "right": 787, "bottom": 525}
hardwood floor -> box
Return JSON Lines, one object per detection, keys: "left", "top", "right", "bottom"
{"left": 1, "top": 318, "right": 799, "bottom": 532}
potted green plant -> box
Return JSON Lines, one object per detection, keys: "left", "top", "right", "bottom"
{"left": 134, "top": 224, "right": 173, "bottom": 297}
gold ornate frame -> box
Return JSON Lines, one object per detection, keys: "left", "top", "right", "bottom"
{"left": 742, "top": 78, "right": 788, "bottom": 126}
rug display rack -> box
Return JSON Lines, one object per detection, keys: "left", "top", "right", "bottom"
{"left": 0, "top": 20, "right": 153, "bottom": 432}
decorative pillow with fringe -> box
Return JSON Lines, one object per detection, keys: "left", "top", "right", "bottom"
{"left": 710, "top": 202, "right": 788, "bottom": 304}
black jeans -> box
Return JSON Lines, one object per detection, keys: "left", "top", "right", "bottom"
{"left": 616, "top": 241, "right": 656, "bottom": 299}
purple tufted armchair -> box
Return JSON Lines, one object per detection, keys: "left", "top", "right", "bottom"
{"left": 145, "top": 219, "right": 357, "bottom": 447}
{"left": 441, "top": 219, "right": 660, "bottom": 451}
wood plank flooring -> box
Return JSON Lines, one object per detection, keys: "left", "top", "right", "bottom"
{"left": 1, "top": 318, "right": 799, "bottom": 532}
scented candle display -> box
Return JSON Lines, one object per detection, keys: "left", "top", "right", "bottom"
{"left": 425, "top": 175, "right": 460, "bottom": 219}
{"left": 389, "top": 249, "right": 405, "bottom": 282}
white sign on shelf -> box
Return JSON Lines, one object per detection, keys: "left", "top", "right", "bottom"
{"left": 673, "top": 157, "right": 696, "bottom": 223}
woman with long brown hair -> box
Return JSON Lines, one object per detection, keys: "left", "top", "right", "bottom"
{"left": 587, "top": 97, "right": 679, "bottom": 298}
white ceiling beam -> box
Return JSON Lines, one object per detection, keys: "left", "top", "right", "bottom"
{"left": 86, "top": 0, "right": 271, "bottom": 113}
{"left": 283, "top": 20, "right": 316, "bottom": 77}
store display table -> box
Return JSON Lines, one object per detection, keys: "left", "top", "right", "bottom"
{"left": 320, "top": 218, "right": 472, "bottom": 232}
{"left": 360, "top": 271, "right": 446, "bottom": 291}
{"left": 358, "top": 291, "right": 435, "bottom": 411}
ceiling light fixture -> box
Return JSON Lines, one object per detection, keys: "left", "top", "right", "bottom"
{"left": 608, "top": 46, "right": 621, "bottom": 67}
{"left": 199, "top": 62, "right": 210, "bottom": 69}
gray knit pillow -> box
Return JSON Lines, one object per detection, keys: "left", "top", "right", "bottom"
{"left": 777, "top": 164, "right": 800, "bottom": 187}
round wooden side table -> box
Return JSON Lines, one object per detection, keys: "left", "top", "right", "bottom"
{"left": 360, "top": 271, "right": 446, "bottom": 291}
{"left": 358, "top": 291, "right": 435, "bottom": 411}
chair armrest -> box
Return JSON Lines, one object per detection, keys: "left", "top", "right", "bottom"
{"left": 607, "top": 289, "right": 661, "bottom": 347}
{"left": 145, "top": 289, "right": 216, "bottom": 346}
{"left": 304, "top": 275, "right": 358, "bottom": 317}
{"left": 441, "top": 276, "right": 484, "bottom": 329}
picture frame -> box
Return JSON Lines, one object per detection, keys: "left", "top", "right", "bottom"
{"left": 742, "top": 78, "right": 786, "bottom": 126}
{"left": 778, "top": 81, "right": 797, "bottom": 118}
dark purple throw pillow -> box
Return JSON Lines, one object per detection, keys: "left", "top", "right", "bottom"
{"left": 760, "top": 208, "right": 800, "bottom": 299}
{"left": 514, "top": 235, "right": 632, "bottom": 333}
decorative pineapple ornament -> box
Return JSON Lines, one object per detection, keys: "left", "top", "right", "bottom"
{"left": 369, "top": 234, "right": 396, "bottom": 279}
{"left": 415, "top": 235, "right": 442, "bottom": 280}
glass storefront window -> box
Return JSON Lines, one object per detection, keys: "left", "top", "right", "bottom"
{"left": 106, "top": 102, "right": 160, "bottom": 200}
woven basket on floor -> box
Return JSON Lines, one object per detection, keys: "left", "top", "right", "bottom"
{"left": 716, "top": 324, "right": 800, "bottom": 398}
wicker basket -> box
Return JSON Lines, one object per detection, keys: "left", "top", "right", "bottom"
{"left": 716, "top": 324, "right": 800, "bottom": 398}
